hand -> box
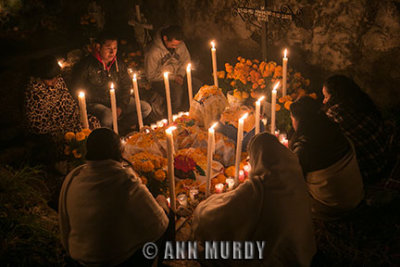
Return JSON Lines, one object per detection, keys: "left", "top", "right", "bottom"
{"left": 117, "top": 107, "right": 122, "bottom": 117}
{"left": 156, "top": 194, "right": 170, "bottom": 213}
{"left": 174, "top": 75, "right": 184, "bottom": 85}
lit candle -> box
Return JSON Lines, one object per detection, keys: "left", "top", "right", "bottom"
{"left": 57, "top": 59, "right": 64, "bottom": 69}
{"left": 189, "top": 188, "right": 198, "bottom": 200}
{"left": 186, "top": 63, "right": 193, "bottom": 107}
{"left": 165, "top": 126, "right": 177, "bottom": 212}
{"left": 239, "top": 170, "right": 245, "bottom": 182}
{"left": 210, "top": 41, "right": 218, "bottom": 88}
{"left": 255, "top": 96, "right": 265, "bottom": 135}
{"left": 226, "top": 178, "right": 235, "bottom": 191}
{"left": 206, "top": 122, "right": 218, "bottom": 197}
{"left": 78, "top": 91, "right": 89, "bottom": 129}
{"left": 215, "top": 183, "right": 224, "bottom": 193}
{"left": 163, "top": 72, "right": 173, "bottom": 124}
{"left": 243, "top": 163, "right": 251, "bottom": 175}
{"left": 177, "top": 194, "right": 188, "bottom": 207}
{"left": 109, "top": 83, "right": 118, "bottom": 134}
{"left": 271, "top": 82, "right": 280, "bottom": 134}
{"left": 235, "top": 113, "right": 248, "bottom": 184}
{"left": 282, "top": 49, "right": 288, "bottom": 96}
{"left": 132, "top": 74, "right": 144, "bottom": 129}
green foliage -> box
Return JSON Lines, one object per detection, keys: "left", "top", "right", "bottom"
{"left": 0, "top": 166, "right": 65, "bottom": 265}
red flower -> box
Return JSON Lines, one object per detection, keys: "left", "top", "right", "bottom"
{"left": 174, "top": 155, "right": 196, "bottom": 173}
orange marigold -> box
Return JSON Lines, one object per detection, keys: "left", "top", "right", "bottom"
{"left": 140, "top": 176, "right": 148, "bottom": 185}
{"left": 64, "top": 132, "right": 75, "bottom": 141}
{"left": 72, "top": 149, "right": 82, "bottom": 159}
{"left": 81, "top": 128, "right": 91, "bottom": 137}
{"left": 276, "top": 104, "right": 281, "bottom": 111}
{"left": 278, "top": 97, "right": 285, "bottom": 103}
{"left": 309, "top": 93, "right": 317, "bottom": 100}
{"left": 284, "top": 101, "right": 293, "bottom": 110}
{"left": 76, "top": 131, "right": 86, "bottom": 142}
{"left": 154, "top": 169, "right": 166, "bottom": 181}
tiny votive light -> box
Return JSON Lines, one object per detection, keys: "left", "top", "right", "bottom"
{"left": 177, "top": 194, "right": 188, "bottom": 207}
{"left": 189, "top": 188, "right": 199, "bottom": 200}
{"left": 226, "top": 178, "right": 235, "bottom": 190}
{"left": 215, "top": 183, "right": 224, "bottom": 193}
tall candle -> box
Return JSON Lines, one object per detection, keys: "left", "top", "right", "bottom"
{"left": 163, "top": 72, "right": 173, "bottom": 124}
{"left": 186, "top": 63, "right": 193, "bottom": 107}
{"left": 210, "top": 41, "right": 218, "bottom": 88}
{"left": 109, "top": 83, "right": 118, "bottom": 134}
{"left": 166, "top": 126, "right": 177, "bottom": 212}
{"left": 78, "top": 91, "right": 89, "bottom": 129}
{"left": 206, "top": 122, "right": 217, "bottom": 197}
{"left": 282, "top": 49, "right": 288, "bottom": 96}
{"left": 255, "top": 96, "right": 265, "bottom": 135}
{"left": 271, "top": 82, "right": 279, "bottom": 134}
{"left": 235, "top": 113, "right": 248, "bottom": 184}
{"left": 132, "top": 74, "right": 143, "bottom": 129}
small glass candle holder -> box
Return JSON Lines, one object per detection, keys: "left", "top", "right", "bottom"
{"left": 215, "top": 183, "right": 224, "bottom": 193}
{"left": 189, "top": 188, "right": 199, "bottom": 200}
{"left": 226, "top": 178, "right": 235, "bottom": 191}
{"left": 177, "top": 194, "right": 188, "bottom": 207}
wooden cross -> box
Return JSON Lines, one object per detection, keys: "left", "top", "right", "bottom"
{"left": 233, "top": 2, "right": 297, "bottom": 61}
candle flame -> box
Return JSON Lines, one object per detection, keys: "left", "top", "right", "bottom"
{"left": 211, "top": 41, "right": 215, "bottom": 49}
{"left": 133, "top": 73, "right": 137, "bottom": 80}
{"left": 130, "top": 89, "right": 134, "bottom": 95}
{"left": 110, "top": 82, "right": 114, "bottom": 89}
{"left": 257, "top": 95, "right": 265, "bottom": 103}
{"left": 57, "top": 60, "right": 64, "bottom": 68}
{"left": 284, "top": 49, "right": 288, "bottom": 58}
{"left": 78, "top": 91, "right": 85, "bottom": 98}
{"left": 186, "top": 63, "right": 191, "bottom": 72}
{"left": 240, "top": 113, "right": 248, "bottom": 121}
{"left": 165, "top": 126, "right": 177, "bottom": 134}
{"left": 273, "top": 81, "right": 280, "bottom": 91}
{"left": 209, "top": 122, "right": 218, "bottom": 130}
{"left": 128, "top": 68, "right": 133, "bottom": 73}
{"left": 163, "top": 72, "right": 169, "bottom": 78}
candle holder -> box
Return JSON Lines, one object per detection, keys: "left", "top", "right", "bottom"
{"left": 177, "top": 194, "right": 188, "bottom": 207}
{"left": 215, "top": 183, "right": 224, "bottom": 193}
{"left": 226, "top": 178, "right": 235, "bottom": 191}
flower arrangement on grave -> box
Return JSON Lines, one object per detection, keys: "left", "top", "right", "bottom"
{"left": 128, "top": 152, "right": 168, "bottom": 197}
{"left": 174, "top": 148, "right": 207, "bottom": 180}
{"left": 63, "top": 129, "right": 92, "bottom": 167}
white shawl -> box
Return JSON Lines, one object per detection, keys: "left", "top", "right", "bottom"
{"left": 192, "top": 133, "right": 316, "bottom": 266}
{"left": 59, "top": 160, "right": 168, "bottom": 266}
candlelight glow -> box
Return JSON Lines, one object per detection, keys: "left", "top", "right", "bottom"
{"left": 57, "top": 60, "right": 64, "bottom": 68}
{"left": 257, "top": 95, "right": 265, "bottom": 104}
{"left": 165, "top": 126, "right": 177, "bottom": 134}
{"left": 128, "top": 68, "right": 133, "bottom": 74}
{"left": 110, "top": 82, "right": 114, "bottom": 89}
{"left": 186, "top": 63, "right": 191, "bottom": 72}
{"left": 133, "top": 73, "right": 137, "bottom": 81}
{"left": 163, "top": 72, "right": 169, "bottom": 78}
{"left": 210, "top": 122, "right": 218, "bottom": 130}
{"left": 284, "top": 49, "right": 288, "bottom": 58}
{"left": 79, "top": 91, "right": 85, "bottom": 98}
{"left": 239, "top": 113, "right": 249, "bottom": 122}
{"left": 273, "top": 81, "right": 280, "bottom": 92}
{"left": 211, "top": 41, "right": 215, "bottom": 49}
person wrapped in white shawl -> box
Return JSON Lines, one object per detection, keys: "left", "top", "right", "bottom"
{"left": 192, "top": 133, "right": 316, "bottom": 266}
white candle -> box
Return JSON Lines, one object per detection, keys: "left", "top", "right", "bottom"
{"left": 186, "top": 63, "right": 193, "bottom": 107}
{"left": 78, "top": 91, "right": 89, "bottom": 129}
{"left": 163, "top": 72, "right": 173, "bottom": 124}
{"left": 282, "top": 49, "right": 288, "bottom": 96}
{"left": 109, "top": 83, "right": 118, "bottom": 134}
{"left": 165, "top": 126, "right": 177, "bottom": 212}
{"left": 255, "top": 96, "right": 265, "bottom": 135}
{"left": 210, "top": 41, "right": 218, "bottom": 88}
{"left": 235, "top": 113, "right": 248, "bottom": 184}
{"left": 132, "top": 74, "right": 144, "bottom": 129}
{"left": 226, "top": 178, "right": 235, "bottom": 191}
{"left": 271, "top": 82, "right": 280, "bottom": 134}
{"left": 206, "top": 122, "right": 218, "bottom": 197}
{"left": 215, "top": 183, "right": 224, "bottom": 193}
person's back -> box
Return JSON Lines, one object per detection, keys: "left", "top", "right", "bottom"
{"left": 59, "top": 128, "right": 168, "bottom": 265}
{"left": 322, "top": 75, "right": 390, "bottom": 184}
{"left": 290, "top": 96, "right": 364, "bottom": 220}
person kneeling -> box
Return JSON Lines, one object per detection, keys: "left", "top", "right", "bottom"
{"left": 59, "top": 128, "right": 169, "bottom": 266}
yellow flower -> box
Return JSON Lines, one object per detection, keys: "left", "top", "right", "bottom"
{"left": 64, "top": 132, "right": 75, "bottom": 141}
{"left": 76, "top": 131, "right": 86, "bottom": 142}
{"left": 72, "top": 149, "right": 82, "bottom": 159}
{"left": 217, "top": 70, "right": 225, "bottom": 79}
{"left": 64, "top": 145, "right": 71, "bottom": 155}
{"left": 276, "top": 104, "right": 281, "bottom": 111}
{"left": 154, "top": 169, "right": 166, "bottom": 181}
{"left": 309, "top": 93, "right": 317, "bottom": 100}
{"left": 284, "top": 101, "right": 293, "bottom": 110}
{"left": 82, "top": 128, "right": 91, "bottom": 137}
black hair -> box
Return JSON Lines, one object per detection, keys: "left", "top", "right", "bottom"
{"left": 85, "top": 128, "right": 122, "bottom": 161}
{"left": 96, "top": 30, "right": 119, "bottom": 45}
{"left": 323, "top": 75, "right": 379, "bottom": 115}
{"left": 161, "top": 25, "right": 184, "bottom": 41}
{"left": 30, "top": 55, "right": 61, "bottom": 80}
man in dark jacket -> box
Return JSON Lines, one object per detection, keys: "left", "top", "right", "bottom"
{"left": 72, "top": 31, "right": 151, "bottom": 133}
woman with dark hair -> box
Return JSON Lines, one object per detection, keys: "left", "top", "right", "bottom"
{"left": 25, "top": 55, "right": 99, "bottom": 141}
{"left": 192, "top": 133, "right": 316, "bottom": 266}
{"left": 290, "top": 96, "right": 364, "bottom": 220}
{"left": 322, "top": 75, "right": 390, "bottom": 184}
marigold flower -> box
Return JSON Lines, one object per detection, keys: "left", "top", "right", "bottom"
{"left": 154, "top": 169, "right": 166, "bottom": 181}
{"left": 139, "top": 160, "right": 155, "bottom": 172}
{"left": 250, "top": 91, "right": 258, "bottom": 99}
{"left": 252, "top": 83, "right": 258, "bottom": 89}
{"left": 72, "top": 149, "right": 82, "bottom": 159}
{"left": 278, "top": 97, "right": 285, "bottom": 103}
{"left": 240, "top": 58, "right": 246, "bottom": 64}
{"left": 252, "top": 64, "right": 258, "bottom": 69}
{"left": 276, "top": 104, "right": 281, "bottom": 111}
{"left": 76, "top": 132, "right": 86, "bottom": 142}
{"left": 257, "top": 79, "right": 265, "bottom": 85}
{"left": 64, "top": 145, "right": 71, "bottom": 155}
{"left": 253, "top": 59, "right": 260, "bottom": 63}
{"left": 230, "top": 81, "right": 236, "bottom": 87}
{"left": 81, "top": 128, "right": 91, "bottom": 137}
{"left": 217, "top": 71, "right": 225, "bottom": 79}
{"left": 294, "top": 72, "right": 302, "bottom": 79}
{"left": 309, "top": 93, "right": 317, "bottom": 100}
{"left": 225, "top": 166, "right": 235, "bottom": 177}
{"left": 305, "top": 79, "right": 310, "bottom": 87}
{"left": 216, "top": 173, "right": 226, "bottom": 184}
{"left": 64, "top": 132, "right": 75, "bottom": 141}
{"left": 297, "top": 89, "right": 306, "bottom": 98}
{"left": 260, "top": 84, "right": 266, "bottom": 88}
{"left": 273, "top": 66, "right": 282, "bottom": 78}
{"left": 246, "top": 59, "right": 252, "bottom": 66}
{"left": 237, "top": 56, "right": 242, "bottom": 61}
{"left": 284, "top": 101, "right": 293, "bottom": 110}
{"left": 242, "top": 92, "right": 249, "bottom": 99}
